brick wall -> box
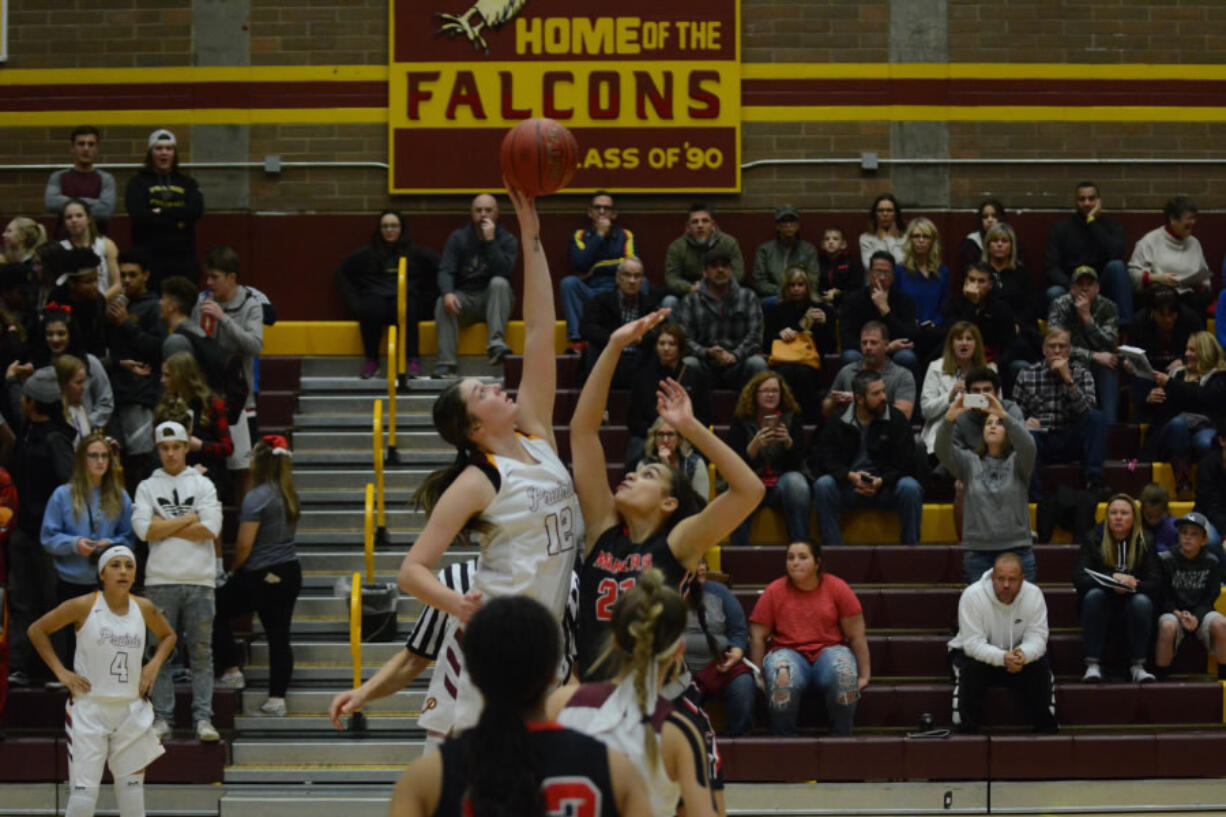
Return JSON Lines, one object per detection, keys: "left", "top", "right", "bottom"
{"left": 1, "top": 1, "right": 1225, "bottom": 220}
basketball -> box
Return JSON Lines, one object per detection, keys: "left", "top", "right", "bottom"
{"left": 500, "top": 118, "right": 579, "bottom": 197}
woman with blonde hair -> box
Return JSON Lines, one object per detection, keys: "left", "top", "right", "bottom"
{"left": 213, "top": 435, "right": 302, "bottom": 716}
{"left": 763, "top": 266, "right": 829, "bottom": 420}
{"left": 918, "top": 321, "right": 989, "bottom": 455}
{"left": 157, "top": 351, "right": 233, "bottom": 501}
{"left": 40, "top": 431, "right": 134, "bottom": 664}
{"left": 1, "top": 216, "right": 48, "bottom": 264}
{"left": 896, "top": 216, "right": 949, "bottom": 363}
{"left": 729, "top": 370, "right": 810, "bottom": 548}
{"left": 551, "top": 569, "right": 718, "bottom": 817}
{"left": 981, "top": 222, "right": 1037, "bottom": 328}
{"left": 1143, "top": 331, "right": 1226, "bottom": 495}
{"left": 1072, "top": 494, "right": 1160, "bottom": 683}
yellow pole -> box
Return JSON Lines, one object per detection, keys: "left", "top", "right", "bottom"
{"left": 373, "top": 398, "right": 389, "bottom": 546}
{"left": 397, "top": 257, "right": 408, "bottom": 384}
{"left": 387, "top": 326, "right": 399, "bottom": 462}
{"left": 349, "top": 571, "right": 362, "bottom": 691}
{"left": 364, "top": 483, "right": 375, "bottom": 584}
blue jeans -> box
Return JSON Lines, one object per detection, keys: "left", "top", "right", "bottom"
{"left": 559, "top": 272, "right": 624, "bottom": 340}
{"left": 1150, "top": 415, "right": 1218, "bottom": 463}
{"left": 731, "top": 471, "right": 811, "bottom": 547}
{"left": 709, "top": 671, "right": 756, "bottom": 736}
{"left": 812, "top": 474, "right": 923, "bottom": 547}
{"left": 145, "top": 583, "right": 215, "bottom": 724}
{"left": 1045, "top": 260, "right": 1132, "bottom": 326}
{"left": 763, "top": 645, "right": 860, "bottom": 735}
{"left": 1029, "top": 409, "right": 1106, "bottom": 498}
{"left": 1081, "top": 587, "right": 1154, "bottom": 663}
{"left": 963, "top": 546, "right": 1037, "bottom": 585}
{"left": 1091, "top": 363, "right": 1119, "bottom": 424}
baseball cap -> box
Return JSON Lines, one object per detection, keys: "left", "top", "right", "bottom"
{"left": 703, "top": 248, "right": 733, "bottom": 267}
{"left": 154, "top": 421, "right": 189, "bottom": 444}
{"left": 1072, "top": 265, "right": 1098, "bottom": 282}
{"left": 148, "top": 128, "right": 176, "bottom": 149}
{"left": 774, "top": 205, "right": 800, "bottom": 222}
{"left": 1175, "top": 511, "right": 1209, "bottom": 535}
{"left": 22, "top": 367, "right": 61, "bottom": 403}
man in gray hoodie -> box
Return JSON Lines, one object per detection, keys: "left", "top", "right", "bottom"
{"left": 948, "top": 552, "right": 1057, "bottom": 734}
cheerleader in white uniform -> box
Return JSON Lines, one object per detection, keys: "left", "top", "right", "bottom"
{"left": 27, "top": 546, "right": 177, "bottom": 817}
{"left": 399, "top": 184, "right": 581, "bottom": 732}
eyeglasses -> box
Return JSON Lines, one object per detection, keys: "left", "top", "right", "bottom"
{"left": 655, "top": 431, "right": 678, "bottom": 439}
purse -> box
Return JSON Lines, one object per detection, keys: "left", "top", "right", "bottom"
{"left": 768, "top": 331, "right": 821, "bottom": 370}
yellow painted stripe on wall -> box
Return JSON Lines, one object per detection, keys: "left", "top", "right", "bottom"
{"left": 741, "top": 63, "right": 1226, "bottom": 81}
{"left": 0, "top": 108, "right": 389, "bottom": 127}
{"left": 0, "top": 65, "right": 389, "bottom": 85}
{"left": 742, "top": 105, "right": 1226, "bottom": 122}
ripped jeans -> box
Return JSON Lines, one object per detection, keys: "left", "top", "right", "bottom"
{"left": 762, "top": 645, "right": 860, "bottom": 735}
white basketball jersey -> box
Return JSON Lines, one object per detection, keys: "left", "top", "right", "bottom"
{"left": 74, "top": 592, "right": 146, "bottom": 700}
{"left": 472, "top": 434, "right": 582, "bottom": 624}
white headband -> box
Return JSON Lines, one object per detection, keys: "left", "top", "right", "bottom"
{"left": 98, "top": 545, "right": 136, "bottom": 576}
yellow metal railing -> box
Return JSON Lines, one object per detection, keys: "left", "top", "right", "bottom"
{"left": 386, "top": 326, "right": 400, "bottom": 465}
{"left": 373, "top": 398, "right": 388, "bottom": 547}
{"left": 706, "top": 426, "right": 721, "bottom": 573}
{"left": 364, "top": 483, "right": 375, "bottom": 584}
{"left": 348, "top": 571, "right": 362, "bottom": 691}
{"left": 396, "top": 257, "right": 408, "bottom": 388}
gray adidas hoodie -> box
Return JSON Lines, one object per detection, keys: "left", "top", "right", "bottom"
{"left": 935, "top": 412, "right": 1035, "bottom": 553}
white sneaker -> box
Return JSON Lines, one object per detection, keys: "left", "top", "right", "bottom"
{"left": 1082, "top": 663, "right": 1103, "bottom": 683}
{"left": 1131, "top": 664, "right": 1156, "bottom": 684}
{"left": 215, "top": 669, "right": 246, "bottom": 690}
{"left": 195, "top": 720, "right": 220, "bottom": 742}
{"left": 151, "top": 720, "right": 171, "bottom": 741}
{"left": 260, "top": 697, "right": 287, "bottom": 717}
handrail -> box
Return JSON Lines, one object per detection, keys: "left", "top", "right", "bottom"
{"left": 386, "top": 326, "right": 400, "bottom": 466}
{"left": 373, "top": 398, "right": 388, "bottom": 546}
{"left": 364, "top": 483, "right": 375, "bottom": 584}
{"left": 348, "top": 571, "right": 362, "bottom": 692}
{"left": 396, "top": 257, "right": 408, "bottom": 390}
{"left": 706, "top": 426, "right": 721, "bottom": 573}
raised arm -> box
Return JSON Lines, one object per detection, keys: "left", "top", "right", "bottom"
{"left": 571, "top": 309, "right": 671, "bottom": 552}
{"left": 504, "top": 184, "right": 555, "bottom": 445}
{"left": 666, "top": 380, "right": 766, "bottom": 570}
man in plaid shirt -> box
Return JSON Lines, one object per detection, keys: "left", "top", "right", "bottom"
{"left": 1047, "top": 265, "right": 1121, "bottom": 423}
{"left": 1012, "top": 327, "right": 1107, "bottom": 498}
{"left": 676, "top": 249, "right": 767, "bottom": 391}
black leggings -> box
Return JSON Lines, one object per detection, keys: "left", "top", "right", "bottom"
{"left": 358, "top": 293, "right": 417, "bottom": 362}
{"left": 213, "top": 560, "right": 301, "bottom": 697}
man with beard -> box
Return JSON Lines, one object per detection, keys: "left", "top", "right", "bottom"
{"left": 810, "top": 369, "right": 923, "bottom": 547}
{"left": 662, "top": 203, "right": 744, "bottom": 309}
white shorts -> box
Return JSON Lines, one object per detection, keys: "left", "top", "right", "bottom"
{"left": 1161, "top": 610, "right": 1223, "bottom": 651}
{"left": 417, "top": 624, "right": 462, "bottom": 735}
{"left": 226, "top": 407, "right": 254, "bottom": 470}
{"left": 67, "top": 697, "right": 164, "bottom": 787}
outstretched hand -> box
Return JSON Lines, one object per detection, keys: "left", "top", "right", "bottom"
{"left": 656, "top": 378, "right": 695, "bottom": 430}
{"left": 502, "top": 178, "right": 539, "bottom": 241}
{"left": 610, "top": 308, "right": 671, "bottom": 349}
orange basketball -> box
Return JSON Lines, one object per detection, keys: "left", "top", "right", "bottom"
{"left": 500, "top": 118, "right": 579, "bottom": 197}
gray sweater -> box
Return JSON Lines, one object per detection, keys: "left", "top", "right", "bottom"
{"left": 935, "top": 413, "right": 1035, "bottom": 553}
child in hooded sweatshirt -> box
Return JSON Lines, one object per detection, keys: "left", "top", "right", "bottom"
{"left": 131, "top": 421, "right": 222, "bottom": 742}
{"left": 1155, "top": 512, "right": 1226, "bottom": 679}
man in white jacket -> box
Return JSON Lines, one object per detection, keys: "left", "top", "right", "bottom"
{"left": 132, "top": 421, "right": 224, "bottom": 743}
{"left": 948, "top": 552, "right": 1057, "bottom": 734}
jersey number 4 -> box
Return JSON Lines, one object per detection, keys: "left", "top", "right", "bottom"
{"left": 110, "top": 652, "right": 130, "bottom": 683}
{"left": 544, "top": 507, "right": 576, "bottom": 555}
{"left": 594, "top": 577, "right": 636, "bottom": 622}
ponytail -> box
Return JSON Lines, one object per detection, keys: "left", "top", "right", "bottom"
{"left": 461, "top": 596, "right": 560, "bottom": 817}
{"left": 414, "top": 382, "right": 492, "bottom": 542}
{"left": 596, "top": 569, "right": 688, "bottom": 771}
{"left": 687, "top": 576, "right": 722, "bottom": 662}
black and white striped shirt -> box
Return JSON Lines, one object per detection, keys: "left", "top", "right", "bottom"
{"left": 405, "top": 559, "right": 581, "bottom": 680}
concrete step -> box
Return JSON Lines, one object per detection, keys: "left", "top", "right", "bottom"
{"left": 219, "top": 787, "right": 395, "bottom": 817}
{"left": 298, "top": 488, "right": 414, "bottom": 506}
{"left": 292, "top": 469, "right": 430, "bottom": 491}
{"left": 238, "top": 689, "right": 424, "bottom": 716}
{"left": 293, "top": 430, "right": 452, "bottom": 453}
{"left": 297, "top": 507, "right": 424, "bottom": 532}
{"left": 294, "top": 450, "right": 451, "bottom": 467}
{"left": 250, "top": 640, "right": 409, "bottom": 666}
{"left": 0, "top": 783, "right": 223, "bottom": 817}
{"left": 242, "top": 661, "right": 426, "bottom": 683}
{"left": 298, "top": 374, "right": 498, "bottom": 395}
{"left": 293, "top": 413, "right": 434, "bottom": 429}
{"left": 296, "top": 548, "right": 477, "bottom": 575}
{"left": 300, "top": 355, "right": 493, "bottom": 378}
{"left": 225, "top": 739, "right": 423, "bottom": 783}
{"left": 296, "top": 394, "right": 438, "bottom": 415}
{"left": 232, "top": 714, "right": 422, "bottom": 731}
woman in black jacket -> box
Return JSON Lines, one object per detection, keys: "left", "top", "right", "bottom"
{"left": 623, "top": 322, "right": 712, "bottom": 470}
{"left": 1143, "top": 331, "right": 1226, "bottom": 496}
{"left": 336, "top": 210, "right": 440, "bottom": 379}
{"left": 123, "top": 129, "right": 204, "bottom": 289}
{"left": 728, "top": 371, "right": 810, "bottom": 547}
{"left": 1073, "top": 493, "right": 1161, "bottom": 684}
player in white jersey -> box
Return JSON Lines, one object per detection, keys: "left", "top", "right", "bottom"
{"left": 399, "top": 185, "right": 580, "bottom": 730}
{"left": 27, "top": 546, "right": 176, "bottom": 817}
{"left": 332, "top": 559, "right": 580, "bottom": 748}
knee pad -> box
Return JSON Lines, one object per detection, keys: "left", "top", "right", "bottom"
{"left": 65, "top": 785, "right": 101, "bottom": 817}
{"left": 114, "top": 772, "right": 146, "bottom": 817}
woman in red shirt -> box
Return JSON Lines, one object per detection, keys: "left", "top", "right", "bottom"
{"left": 748, "top": 540, "right": 870, "bottom": 735}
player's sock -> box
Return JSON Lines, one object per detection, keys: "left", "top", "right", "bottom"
{"left": 114, "top": 772, "right": 146, "bottom": 817}
{"left": 65, "top": 785, "right": 100, "bottom": 817}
